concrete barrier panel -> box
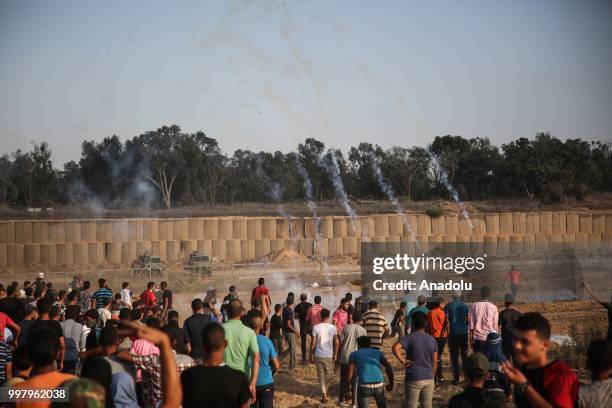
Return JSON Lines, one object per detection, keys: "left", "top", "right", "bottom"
{"left": 444, "top": 215, "right": 459, "bottom": 235}
{"left": 499, "top": 214, "right": 513, "bottom": 234}
{"left": 513, "top": 213, "right": 526, "bottom": 234}
{"left": 579, "top": 214, "right": 593, "bottom": 234}
{"left": 203, "top": 219, "right": 218, "bottom": 240}
{"left": 485, "top": 214, "right": 500, "bottom": 234}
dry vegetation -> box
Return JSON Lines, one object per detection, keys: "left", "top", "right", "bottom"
{"left": 3, "top": 193, "right": 612, "bottom": 220}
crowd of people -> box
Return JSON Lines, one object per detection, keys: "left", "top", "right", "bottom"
{"left": 0, "top": 273, "right": 609, "bottom": 408}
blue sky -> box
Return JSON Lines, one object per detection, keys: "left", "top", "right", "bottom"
{"left": 1, "top": 0, "right": 611, "bottom": 166}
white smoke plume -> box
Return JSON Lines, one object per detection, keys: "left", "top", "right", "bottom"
{"left": 295, "top": 159, "right": 321, "bottom": 241}
{"left": 368, "top": 151, "right": 419, "bottom": 245}
{"left": 428, "top": 150, "right": 474, "bottom": 229}
{"left": 319, "top": 149, "right": 357, "bottom": 231}
{"left": 255, "top": 155, "right": 292, "bottom": 222}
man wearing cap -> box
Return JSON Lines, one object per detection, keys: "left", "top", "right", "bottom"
{"left": 446, "top": 291, "right": 469, "bottom": 385}
{"left": 406, "top": 295, "right": 429, "bottom": 334}
{"left": 498, "top": 293, "right": 522, "bottom": 362}
{"left": 448, "top": 352, "right": 506, "bottom": 408}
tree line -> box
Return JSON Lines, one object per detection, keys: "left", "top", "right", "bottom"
{"left": 1, "top": 125, "right": 611, "bottom": 210}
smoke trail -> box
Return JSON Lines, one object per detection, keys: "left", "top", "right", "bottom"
{"left": 255, "top": 155, "right": 292, "bottom": 221}
{"left": 320, "top": 149, "right": 357, "bottom": 231}
{"left": 428, "top": 150, "right": 474, "bottom": 229}
{"left": 368, "top": 151, "right": 419, "bottom": 245}
{"left": 295, "top": 159, "right": 321, "bottom": 241}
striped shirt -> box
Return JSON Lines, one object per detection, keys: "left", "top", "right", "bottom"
{"left": 92, "top": 287, "right": 113, "bottom": 310}
{"left": 0, "top": 341, "right": 12, "bottom": 382}
{"left": 362, "top": 309, "right": 389, "bottom": 349}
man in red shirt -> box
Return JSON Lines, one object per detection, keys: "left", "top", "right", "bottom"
{"left": 140, "top": 281, "right": 157, "bottom": 308}
{"left": 0, "top": 311, "right": 20, "bottom": 347}
{"left": 306, "top": 296, "right": 323, "bottom": 327}
{"left": 252, "top": 278, "right": 271, "bottom": 331}
{"left": 506, "top": 265, "right": 522, "bottom": 299}
{"left": 502, "top": 312, "right": 579, "bottom": 408}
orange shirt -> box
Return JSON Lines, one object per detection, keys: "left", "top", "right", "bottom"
{"left": 15, "top": 371, "right": 76, "bottom": 408}
{"left": 427, "top": 308, "right": 447, "bottom": 338}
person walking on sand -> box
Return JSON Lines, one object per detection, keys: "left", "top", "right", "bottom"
{"left": 251, "top": 278, "right": 271, "bottom": 321}
{"left": 310, "top": 308, "right": 339, "bottom": 403}
{"left": 294, "top": 293, "right": 312, "bottom": 364}
{"left": 498, "top": 293, "right": 522, "bottom": 362}
{"left": 392, "top": 311, "right": 437, "bottom": 408}
{"left": 469, "top": 286, "right": 498, "bottom": 353}
{"left": 445, "top": 291, "right": 469, "bottom": 385}
{"left": 505, "top": 265, "right": 522, "bottom": 300}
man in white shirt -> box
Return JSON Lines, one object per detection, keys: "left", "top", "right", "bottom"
{"left": 120, "top": 282, "right": 132, "bottom": 308}
{"left": 98, "top": 298, "right": 112, "bottom": 327}
{"left": 310, "top": 308, "right": 339, "bottom": 403}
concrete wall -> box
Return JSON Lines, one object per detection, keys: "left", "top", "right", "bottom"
{"left": 0, "top": 212, "right": 611, "bottom": 270}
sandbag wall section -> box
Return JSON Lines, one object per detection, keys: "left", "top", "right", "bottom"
{"left": 0, "top": 212, "right": 611, "bottom": 270}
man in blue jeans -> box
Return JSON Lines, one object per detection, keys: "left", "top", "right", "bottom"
{"left": 445, "top": 290, "right": 469, "bottom": 384}
{"left": 247, "top": 309, "right": 280, "bottom": 408}
{"left": 348, "top": 336, "right": 394, "bottom": 408}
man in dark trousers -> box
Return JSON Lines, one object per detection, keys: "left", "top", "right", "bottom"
{"left": 498, "top": 293, "right": 522, "bottom": 362}
{"left": 281, "top": 296, "right": 297, "bottom": 370}
{"left": 293, "top": 293, "right": 312, "bottom": 364}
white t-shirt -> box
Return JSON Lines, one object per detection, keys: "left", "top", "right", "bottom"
{"left": 121, "top": 288, "right": 132, "bottom": 306}
{"left": 98, "top": 308, "right": 111, "bottom": 327}
{"left": 312, "top": 322, "right": 338, "bottom": 358}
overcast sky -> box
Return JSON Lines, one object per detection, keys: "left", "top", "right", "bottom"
{"left": 1, "top": 0, "right": 611, "bottom": 166}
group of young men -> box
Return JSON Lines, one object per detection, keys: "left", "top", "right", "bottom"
{"left": 0, "top": 273, "right": 609, "bottom": 408}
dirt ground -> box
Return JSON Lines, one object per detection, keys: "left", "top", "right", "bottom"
{"left": 3, "top": 192, "right": 612, "bottom": 220}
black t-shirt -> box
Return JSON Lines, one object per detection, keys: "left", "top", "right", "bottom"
{"left": 282, "top": 306, "right": 295, "bottom": 333}
{"left": 269, "top": 314, "right": 282, "bottom": 339}
{"left": 294, "top": 301, "right": 312, "bottom": 326}
{"left": 163, "top": 289, "right": 173, "bottom": 309}
{"left": 29, "top": 319, "right": 63, "bottom": 342}
{"left": 163, "top": 325, "right": 188, "bottom": 354}
{"left": 183, "top": 313, "right": 212, "bottom": 359}
{"left": 181, "top": 365, "right": 250, "bottom": 408}
{"left": 499, "top": 308, "right": 522, "bottom": 337}
{"left": 514, "top": 360, "right": 577, "bottom": 408}
{"left": 0, "top": 297, "right": 23, "bottom": 322}
{"left": 18, "top": 319, "right": 34, "bottom": 347}
{"left": 346, "top": 303, "right": 354, "bottom": 321}
{"left": 448, "top": 386, "right": 506, "bottom": 408}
